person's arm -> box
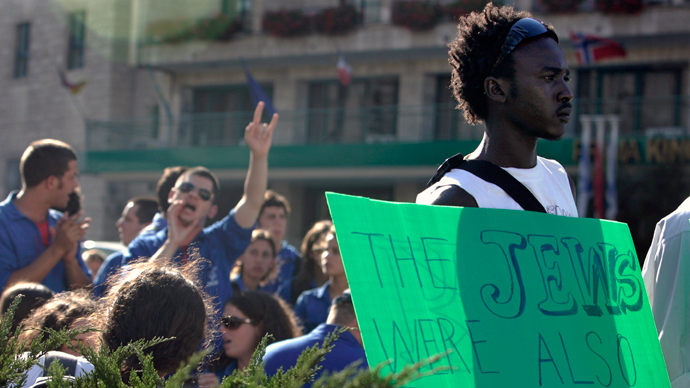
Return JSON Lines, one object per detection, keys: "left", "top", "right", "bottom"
{"left": 416, "top": 184, "right": 479, "bottom": 207}
{"left": 233, "top": 102, "right": 279, "bottom": 228}
{"left": 3, "top": 212, "right": 89, "bottom": 290}
{"left": 62, "top": 243, "right": 92, "bottom": 289}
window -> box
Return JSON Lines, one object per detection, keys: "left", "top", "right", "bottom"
{"left": 358, "top": 0, "right": 381, "bottom": 24}
{"left": 307, "top": 77, "right": 398, "bottom": 143}
{"left": 577, "top": 65, "right": 683, "bottom": 135}
{"left": 191, "top": 84, "right": 273, "bottom": 146}
{"left": 13, "top": 23, "right": 30, "bottom": 78}
{"left": 221, "top": 0, "right": 251, "bottom": 26}
{"left": 67, "top": 11, "right": 86, "bottom": 69}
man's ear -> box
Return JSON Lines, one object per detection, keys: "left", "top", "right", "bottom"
{"left": 484, "top": 77, "right": 508, "bottom": 104}
{"left": 45, "top": 176, "right": 58, "bottom": 190}
{"left": 208, "top": 204, "right": 218, "bottom": 219}
{"left": 168, "top": 187, "right": 176, "bottom": 203}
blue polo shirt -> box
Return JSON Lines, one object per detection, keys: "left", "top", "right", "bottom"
{"left": 294, "top": 281, "right": 332, "bottom": 333}
{"left": 263, "top": 323, "right": 367, "bottom": 387}
{"left": 262, "top": 241, "right": 301, "bottom": 296}
{"left": 92, "top": 250, "right": 125, "bottom": 298}
{"left": 0, "top": 192, "right": 90, "bottom": 293}
{"left": 124, "top": 209, "right": 253, "bottom": 317}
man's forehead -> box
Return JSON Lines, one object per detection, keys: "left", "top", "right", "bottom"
{"left": 512, "top": 37, "right": 568, "bottom": 72}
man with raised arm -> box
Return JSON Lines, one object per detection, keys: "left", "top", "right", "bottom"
{"left": 416, "top": 4, "right": 577, "bottom": 217}
{"left": 124, "top": 103, "right": 277, "bottom": 312}
{"left": 0, "top": 139, "right": 91, "bottom": 292}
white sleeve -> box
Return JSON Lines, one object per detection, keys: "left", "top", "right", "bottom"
{"left": 643, "top": 218, "right": 690, "bottom": 387}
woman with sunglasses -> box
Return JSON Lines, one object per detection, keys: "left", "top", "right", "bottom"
{"left": 229, "top": 229, "right": 277, "bottom": 293}
{"left": 198, "top": 291, "right": 301, "bottom": 388}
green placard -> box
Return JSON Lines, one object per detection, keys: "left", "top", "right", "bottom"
{"left": 326, "top": 192, "right": 670, "bottom": 388}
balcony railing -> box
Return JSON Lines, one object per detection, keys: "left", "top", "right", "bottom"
{"left": 85, "top": 103, "right": 483, "bottom": 151}
{"left": 85, "top": 96, "right": 690, "bottom": 151}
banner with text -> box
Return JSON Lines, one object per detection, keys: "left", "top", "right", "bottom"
{"left": 326, "top": 193, "right": 669, "bottom": 388}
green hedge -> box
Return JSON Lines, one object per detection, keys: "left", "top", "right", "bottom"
{"left": 1, "top": 297, "right": 446, "bottom": 387}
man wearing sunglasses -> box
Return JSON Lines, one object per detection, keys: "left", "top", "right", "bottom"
{"left": 124, "top": 102, "right": 278, "bottom": 319}
{"left": 416, "top": 4, "right": 577, "bottom": 217}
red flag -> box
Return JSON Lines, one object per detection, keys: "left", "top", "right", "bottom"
{"left": 336, "top": 55, "right": 352, "bottom": 86}
{"left": 569, "top": 32, "right": 626, "bottom": 65}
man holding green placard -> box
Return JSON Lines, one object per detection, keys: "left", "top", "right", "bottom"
{"left": 417, "top": 4, "right": 577, "bottom": 217}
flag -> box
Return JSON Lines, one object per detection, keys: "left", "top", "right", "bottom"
{"left": 240, "top": 60, "right": 277, "bottom": 116}
{"left": 577, "top": 117, "right": 592, "bottom": 217}
{"left": 336, "top": 55, "right": 352, "bottom": 86}
{"left": 569, "top": 32, "right": 626, "bottom": 65}
{"left": 57, "top": 69, "right": 87, "bottom": 95}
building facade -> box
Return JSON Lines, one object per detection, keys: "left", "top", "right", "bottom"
{"left": 2, "top": 0, "right": 690, "bottom": 254}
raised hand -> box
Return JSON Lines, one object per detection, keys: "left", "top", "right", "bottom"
{"left": 244, "top": 101, "right": 278, "bottom": 159}
{"left": 166, "top": 198, "right": 204, "bottom": 247}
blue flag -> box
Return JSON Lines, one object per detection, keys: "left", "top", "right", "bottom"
{"left": 240, "top": 61, "right": 276, "bottom": 116}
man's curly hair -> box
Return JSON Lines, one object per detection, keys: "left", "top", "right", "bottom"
{"left": 448, "top": 3, "right": 554, "bottom": 124}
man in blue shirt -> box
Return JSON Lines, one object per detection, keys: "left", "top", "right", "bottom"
{"left": 124, "top": 102, "right": 278, "bottom": 319}
{"left": 263, "top": 290, "right": 367, "bottom": 387}
{"left": 0, "top": 139, "right": 91, "bottom": 293}
{"left": 92, "top": 196, "right": 157, "bottom": 297}
{"left": 258, "top": 190, "right": 301, "bottom": 298}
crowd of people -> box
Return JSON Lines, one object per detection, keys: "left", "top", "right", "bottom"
{"left": 1, "top": 3, "right": 688, "bottom": 387}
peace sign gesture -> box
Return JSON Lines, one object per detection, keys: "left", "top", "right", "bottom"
{"left": 245, "top": 101, "right": 278, "bottom": 159}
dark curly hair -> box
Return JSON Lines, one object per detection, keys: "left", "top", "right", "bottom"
{"left": 226, "top": 291, "right": 301, "bottom": 346}
{"left": 99, "top": 258, "right": 214, "bottom": 381}
{"left": 17, "top": 289, "right": 95, "bottom": 348}
{"left": 448, "top": 3, "right": 554, "bottom": 124}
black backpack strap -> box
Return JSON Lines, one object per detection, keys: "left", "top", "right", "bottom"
{"left": 44, "top": 351, "right": 79, "bottom": 377}
{"left": 459, "top": 160, "right": 546, "bottom": 213}
{"left": 426, "top": 152, "right": 467, "bottom": 188}
{"left": 426, "top": 154, "right": 546, "bottom": 213}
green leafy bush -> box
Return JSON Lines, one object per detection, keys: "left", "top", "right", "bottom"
{"left": 1, "top": 296, "right": 447, "bottom": 387}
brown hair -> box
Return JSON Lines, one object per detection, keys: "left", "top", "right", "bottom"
{"left": 226, "top": 291, "right": 301, "bottom": 347}
{"left": 20, "top": 139, "right": 77, "bottom": 188}
{"left": 0, "top": 282, "right": 54, "bottom": 334}
{"left": 97, "top": 258, "right": 215, "bottom": 380}
{"left": 290, "top": 220, "right": 332, "bottom": 305}
{"left": 17, "top": 290, "right": 95, "bottom": 348}
{"left": 259, "top": 190, "right": 291, "bottom": 218}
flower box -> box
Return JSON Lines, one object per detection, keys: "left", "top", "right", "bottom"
{"left": 392, "top": 0, "right": 443, "bottom": 31}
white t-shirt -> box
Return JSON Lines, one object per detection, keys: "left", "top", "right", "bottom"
{"left": 19, "top": 351, "right": 93, "bottom": 387}
{"left": 420, "top": 156, "right": 578, "bottom": 217}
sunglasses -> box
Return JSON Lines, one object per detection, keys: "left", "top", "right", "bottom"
{"left": 221, "top": 315, "right": 256, "bottom": 330}
{"left": 176, "top": 182, "right": 213, "bottom": 202}
{"left": 492, "top": 18, "right": 559, "bottom": 73}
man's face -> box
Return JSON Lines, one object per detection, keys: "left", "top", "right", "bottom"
{"left": 169, "top": 174, "right": 217, "bottom": 226}
{"left": 53, "top": 160, "right": 79, "bottom": 209}
{"left": 503, "top": 37, "right": 573, "bottom": 140}
{"left": 258, "top": 206, "right": 287, "bottom": 244}
{"left": 116, "top": 202, "right": 149, "bottom": 246}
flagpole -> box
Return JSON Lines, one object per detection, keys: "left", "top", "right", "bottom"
{"left": 577, "top": 115, "right": 592, "bottom": 217}
{"left": 605, "top": 115, "right": 620, "bottom": 220}
{"left": 593, "top": 116, "right": 607, "bottom": 219}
